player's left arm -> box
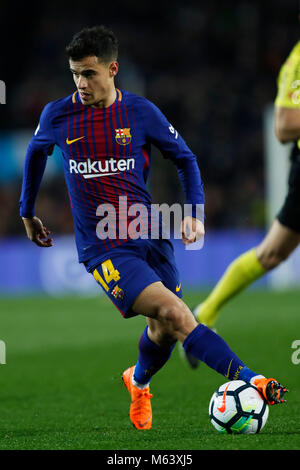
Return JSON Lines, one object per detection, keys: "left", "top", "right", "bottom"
{"left": 141, "top": 99, "right": 205, "bottom": 245}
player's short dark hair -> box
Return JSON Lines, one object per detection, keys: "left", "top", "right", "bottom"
{"left": 66, "top": 25, "right": 118, "bottom": 63}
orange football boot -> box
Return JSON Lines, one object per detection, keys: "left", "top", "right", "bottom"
{"left": 122, "top": 365, "right": 153, "bottom": 430}
{"left": 253, "top": 377, "right": 288, "bottom": 405}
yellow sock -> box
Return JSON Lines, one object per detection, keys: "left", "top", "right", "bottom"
{"left": 195, "top": 248, "right": 266, "bottom": 327}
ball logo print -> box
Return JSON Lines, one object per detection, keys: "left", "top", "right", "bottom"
{"left": 0, "top": 340, "right": 6, "bottom": 365}
{"left": 0, "top": 80, "right": 6, "bottom": 104}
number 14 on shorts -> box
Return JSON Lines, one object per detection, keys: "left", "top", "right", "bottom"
{"left": 93, "top": 259, "right": 120, "bottom": 292}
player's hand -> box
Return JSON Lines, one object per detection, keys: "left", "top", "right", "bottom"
{"left": 22, "top": 216, "right": 53, "bottom": 248}
{"left": 181, "top": 216, "right": 205, "bottom": 246}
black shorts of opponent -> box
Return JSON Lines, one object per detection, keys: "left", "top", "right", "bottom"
{"left": 277, "top": 142, "right": 300, "bottom": 233}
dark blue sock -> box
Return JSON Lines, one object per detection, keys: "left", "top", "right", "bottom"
{"left": 239, "top": 366, "right": 259, "bottom": 383}
{"left": 133, "top": 326, "right": 176, "bottom": 385}
{"left": 183, "top": 324, "right": 258, "bottom": 381}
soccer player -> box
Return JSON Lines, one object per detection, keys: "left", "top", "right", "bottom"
{"left": 20, "top": 26, "right": 287, "bottom": 430}
{"left": 183, "top": 37, "right": 300, "bottom": 368}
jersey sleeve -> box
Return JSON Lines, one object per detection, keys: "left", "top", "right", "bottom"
{"left": 140, "top": 98, "right": 205, "bottom": 221}
{"left": 274, "top": 42, "right": 300, "bottom": 109}
{"left": 30, "top": 102, "right": 56, "bottom": 154}
{"left": 19, "top": 103, "right": 56, "bottom": 218}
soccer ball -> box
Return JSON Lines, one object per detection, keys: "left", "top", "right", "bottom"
{"left": 209, "top": 380, "right": 269, "bottom": 434}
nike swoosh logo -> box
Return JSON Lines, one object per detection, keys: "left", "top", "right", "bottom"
{"left": 225, "top": 359, "right": 233, "bottom": 379}
{"left": 138, "top": 417, "right": 151, "bottom": 428}
{"left": 217, "top": 383, "right": 230, "bottom": 413}
{"left": 176, "top": 284, "right": 181, "bottom": 292}
{"left": 66, "top": 136, "right": 85, "bottom": 145}
{"left": 83, "top": 172, "right": 120, "bottom": 179}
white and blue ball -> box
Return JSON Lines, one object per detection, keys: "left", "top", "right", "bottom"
{"left": 209, "top": 380, "right": 269, "bottom": 434}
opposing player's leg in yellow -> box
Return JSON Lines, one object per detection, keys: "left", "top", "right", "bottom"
{"left": 195, "top": 220, "right": 300, "bottom": 329}
{"left": 194, "top": 248, "right": 265, "bottom": 328}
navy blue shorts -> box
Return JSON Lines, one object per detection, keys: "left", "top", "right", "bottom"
{"left": 85, "top": 239, "right": 182, "bottom": 318}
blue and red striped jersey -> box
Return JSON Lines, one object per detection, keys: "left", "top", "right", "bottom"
{"left": 20, "top": 89, "right": 204, "bottom": 263}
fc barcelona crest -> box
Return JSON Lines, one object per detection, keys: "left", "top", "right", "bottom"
{"left": 115, "top": 128, "right": 131, "bottom": 146}
{"left": 111, "top": 285, "right": 124, "bottom": 300}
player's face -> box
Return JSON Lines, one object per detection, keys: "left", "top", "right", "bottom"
{"left": 69, "top": 56, "right": 118, "bottom": 107}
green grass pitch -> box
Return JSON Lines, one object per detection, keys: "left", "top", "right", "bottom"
{"left": 0, "top": 290, "right": 299, "bottom": 450}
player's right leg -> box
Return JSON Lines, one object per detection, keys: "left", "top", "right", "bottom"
{"left": 89, "top": 244, "right": 287, "bottom": 430}
{"left": 131, "top": 282, "right": 288, "bottom": 404}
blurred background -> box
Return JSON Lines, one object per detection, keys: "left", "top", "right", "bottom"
{"left": 1, "top": 0, "right": 300, "bottom": 295}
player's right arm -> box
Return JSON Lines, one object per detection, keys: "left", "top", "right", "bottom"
{"left": 19, "top": 102, "right": 56, "bottom": 247}
{"left": 138, "top": 97, "right": 205, "bottom": 245}
{"left": 274, "top": 41, "right": 300, "bottom": 143}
